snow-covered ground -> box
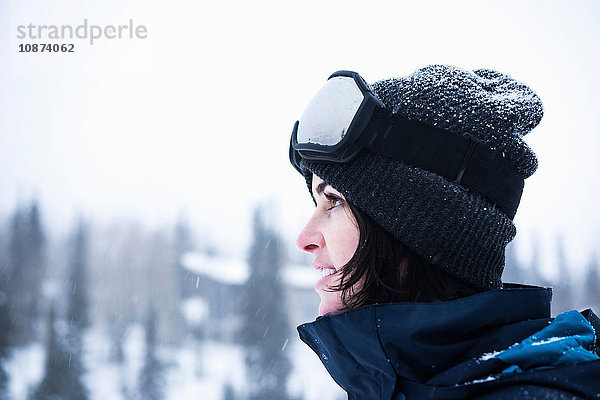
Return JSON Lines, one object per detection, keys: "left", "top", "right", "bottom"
{"left": 5, "top": 342, "right": 44, "bottom": 400}
{"left": 5, "top": 325, "right": 345, "bottom": 400}
{"left": 4, "top": 252, "right": 342, "bottom": 399}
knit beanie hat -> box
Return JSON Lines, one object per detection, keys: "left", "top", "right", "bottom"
{"left": 299, "top": 65, "right": 543, "bottom": 290}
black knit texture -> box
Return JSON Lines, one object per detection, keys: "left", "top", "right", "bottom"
{"left": 371, "top": 65, "right": 543, "bottom": 179}
{"left": 299, "top": 65, "right": 543, "bottom": 290}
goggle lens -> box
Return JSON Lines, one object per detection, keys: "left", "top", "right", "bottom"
{"left": 296, "top": 76, "right": 365, "bottom": 147}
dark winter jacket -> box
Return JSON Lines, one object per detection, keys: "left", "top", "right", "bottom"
{"left": 297, "top": 285, "right": 600, "bottom": 399}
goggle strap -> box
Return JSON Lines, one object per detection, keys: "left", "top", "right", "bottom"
{"left": 358, "top": 113, "right": 523, "bottom": 219}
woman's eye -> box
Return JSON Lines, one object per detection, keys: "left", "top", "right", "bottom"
{"left": 325, "top": 194, "right": 343, "bottom": 210}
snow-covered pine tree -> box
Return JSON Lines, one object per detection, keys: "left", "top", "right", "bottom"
{"left": 583, "top": 253, "right": 600, "bottom": 312}
{"left": 552, "top": 233, "right": 574, "bottom": 315}
{"left": 0, "top": 330, "right": 8, "bottom": 399}
{"left": 67, "top": 218, "right": 90, "bottom": 331}
{"left": 0, "top": 363, "right": 7, "bottom": 400}
{"left": 7, "top": 201, "right": 46, "bottom": 345}
{"left": 526, "top": 231, "right": 551, "bottom": 288}
{"left": 221, "top": 381, "right": 235, "bottom": 400}
{"left": 29, "top": 302, "right": 88, "bottom": 400}
{"left": 174, "top": 216, "right": 194, "bottom": 299}
{"left": 0, "top": 239, "right": 11, "bottom": 400}
{"left": 31, "top": 215, "right": 90, "bottom": 400}
{"left": 240, "top": 206, "right": 292, "bottom": 400}
{"left": 138, "top": 304, "right": 164, "bottom": 400}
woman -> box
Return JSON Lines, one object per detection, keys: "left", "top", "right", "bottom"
{"left": 290, "top": 66, "right": 600, "bottom": 399}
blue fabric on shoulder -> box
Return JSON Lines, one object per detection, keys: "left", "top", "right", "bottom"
{"left": 494, "top": 310, "right": 599, "bottom": 373}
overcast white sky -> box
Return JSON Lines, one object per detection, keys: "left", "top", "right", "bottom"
{"left": 1, "top": 0, "right": 599, "bottom": 277}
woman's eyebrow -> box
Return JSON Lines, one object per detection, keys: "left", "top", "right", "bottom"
{"left": 314, "top": 181, "right": 328, "bottom": 196}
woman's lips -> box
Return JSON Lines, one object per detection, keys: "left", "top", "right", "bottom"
{"left": 313, "top": 262, "right": 337, "bottom": 290}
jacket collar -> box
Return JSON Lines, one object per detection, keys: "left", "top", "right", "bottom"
{"left": 297, "top": 285, "right": 552, "bottom": 399}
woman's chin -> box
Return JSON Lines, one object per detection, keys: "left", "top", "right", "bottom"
{"left": 318, "top": 301, "right": 341, "bottom": 316}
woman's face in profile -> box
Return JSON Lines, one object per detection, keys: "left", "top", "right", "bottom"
{"left": 296, "top": 174, "right": 360, "bottom": 315}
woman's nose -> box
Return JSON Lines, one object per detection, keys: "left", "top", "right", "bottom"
{"left": 296, "top": 213, "right": 324, "bottom": 253}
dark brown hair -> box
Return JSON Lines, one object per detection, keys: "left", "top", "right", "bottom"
{"left": 331, "top": 202, "right": 481, "bottom": 312}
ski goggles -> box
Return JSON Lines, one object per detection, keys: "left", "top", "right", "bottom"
{"left": 289, "top": 70, "right": 524, "bottom": 219}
